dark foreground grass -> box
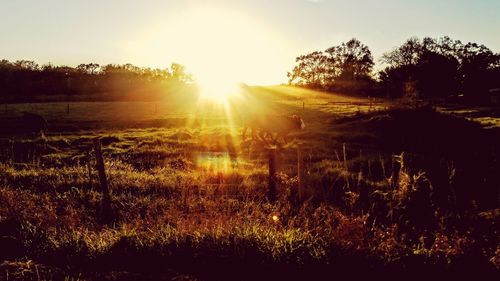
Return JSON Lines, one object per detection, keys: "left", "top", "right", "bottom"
{"left": 0, "top": 188, "right": 497, "bottom": 281}
{"left": 0, "top": 105, "right": 499, "bottom": 280}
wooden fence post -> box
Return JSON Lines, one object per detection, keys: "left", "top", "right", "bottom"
{"left": 268, "top": 148, "right": 277, "bottom": 202}
{"left": 9, "top": 140, "right": 13, "bottom": 164}
{"left": 297, "top": 146, "right": 304, "bottom": 203}
{"left": 93, "top": 138, "right": 111, "bottom": 204}
{"left": 302, "top": 101, "right": 305, "bottom": 110}
{"left": 391, "top": 154, "right": 401, "bottom": 190}
{"left": 87, "top": 150, "right": 93, "bottom": 188}
{"left": 67, "top": 103, "right": 70, "bottom": 114}
{"left": 342, "top": 143, "right": 348, "bottom": 170}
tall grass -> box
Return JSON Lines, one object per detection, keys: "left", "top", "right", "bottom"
{"left": 0, "top": 106, "right": 499, "bottom": 279}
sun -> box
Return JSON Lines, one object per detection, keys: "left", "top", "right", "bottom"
{"left": 169, "top": 8, "right": 255, "bottom": 101}
{"left": 196, "top": 74, "right": 240, "bottom": 101}
{"left": 130, "top": 6, "right": 290, "bottom": 100}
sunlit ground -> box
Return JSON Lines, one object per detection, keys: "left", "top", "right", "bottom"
{"left": 0, "top": 85, "right": 383, "bottom": 126}
{"left": 196, "top": 152, "right": 238, "bottom": 175}
{"left": 0, "top": 85, "right": 384, "bottom": 175}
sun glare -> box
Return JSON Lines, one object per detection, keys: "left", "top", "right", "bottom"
{"left": 131, "top": 7, "right": 290, "bottom": 99}
{"left": 196, "top": 72, "right": 240, "bottom": 102}
{"left": 171, "top": 8, "right": 259, "bottom": 101}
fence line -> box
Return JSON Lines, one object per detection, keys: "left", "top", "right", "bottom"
{"left": 1, "top": 135, "right": 317, "bottom": 207}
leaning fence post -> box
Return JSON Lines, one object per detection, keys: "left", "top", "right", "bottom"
{"left": 297, "top": 145, "right": 304, "bottom": 203}
{"left": 87, "top": 150, "right": 93, "bottom": 188}
{"left": 268, "top": 148, "right": 277, "bottom": 202}
{"left": 93, "top": 138, "right": 111, "bottom": 208}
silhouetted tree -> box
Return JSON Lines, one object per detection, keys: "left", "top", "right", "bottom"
{"left": 416, "top": 51, "right": 459, "bottom": 98}
{"left": 326, "top": 38, "right": 374, "bottom": 80}
{"left": 287, "top": 51, "right": 330, "bottom": 89}
{"left": 488, "top": 65, "right": 500, "bottom": 90}
{"left": 381, "top": 37, "right": 423, "bottom": 67}
{"left": 288, "top": 38, "right": 374, "bottom": 94}
{"left": 0, "top": 59, "right": 192, "bottom": 101}
{"left": 380, "top": 36, "right": 499, "bottom": 103}
{"left": 456, "top": 42, "right": 500, "bottom": 102}
{"left": 379, "top": 65, "right": 417, "bottom": 99}
{"left": 325, "top": 38, "right": 374, "bottom": 94}
{"left": 14, "top": 60, "right": 39, "bottom": 71}
{"left": 77, "top": 63, "right": 101, "bottom": 75}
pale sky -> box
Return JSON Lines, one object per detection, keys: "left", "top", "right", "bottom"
{"left": 1, "top": 0, "right": 499, "bottom": 85}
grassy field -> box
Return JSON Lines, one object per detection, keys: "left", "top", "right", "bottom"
{"left": 0, "top": 86, "right": 499, "bottom": 280}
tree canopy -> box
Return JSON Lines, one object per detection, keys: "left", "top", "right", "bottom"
{"left": 0, "top": 60, "right": 192, "bottom": 101}
{"left": 287, "top": 38, "right": 375, "bottom": 94}
{"left": 379, "top": 36, "right": 500, "bottom": 101}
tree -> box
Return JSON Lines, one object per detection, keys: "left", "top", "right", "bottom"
{"left": 325, "top": 38, "right": 374, "bottom": 81}
{"left": 77, "top": 63, "right": 100, "bottom": 75}
{"left": 380, "top": 36, "right": 500, "bottom": 102}
{"left": 13, "top": 60, "right": 39, "bottom": 71}
{"left": 288, "top": 38, "right": 374, "bottom": 94}
{"left": 0, "top": 59, "right": 12, "bottom": 69}
{"left": 416, "top": 51, "right": 459, "bottom": 98}
{"left": 170, "top": 63, "right": 193, "bottom": 83}
{"left": 0, "top": 59, "right": 193, "bottom": 100}
{"left": 456, "top": 42, "right": 500, "bottom": 101}
{"left": 324, "top": 38, "right": 374, "bottom": 94}
{"left": 287, "top": 51, "right": 330, "bottom": 89}
{"left": 380, "top": 37, "right": 458, "bottom": 100}
{"left": 381, "top": 37, "right": 423, "bottom": 68}
{"left": 487, "top": 63, "right": 500, "bottom": 90}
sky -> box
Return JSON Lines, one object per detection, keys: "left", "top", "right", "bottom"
{"left": 1, "top": 0, "right": 499, "bottom": 85}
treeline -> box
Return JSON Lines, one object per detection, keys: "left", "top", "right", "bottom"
{"left": 0, "top": 60, "right": 193, "bottom": 101}
{"left": 288, "top": 36, "right": 500, "bottom": 103}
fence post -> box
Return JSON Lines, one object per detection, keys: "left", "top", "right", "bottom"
{"left": 67, "top": 103, "right": 70, "bottom": 114}
{"left": 342, "top": 143, "right": 348, "bottom": 170}
{"left": 268, "top": 148, "right": 277, "bottom": 202}
{"left": 87, "top": 150, "right": 93, "bottom": 188}
{"left": 302, "top": 101, "right": 305, "bottom": 110}
{"left": 391, "top": 154, "right": 401, "bottom": 190}
{"left": 297, "top": 145, "right": 304, "bottom": 203}
{"left": 93, "top": 138, "right": 111, "bottom": 211}
{"left": 9, "top": 140, "right": 13, "bottom": 164}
